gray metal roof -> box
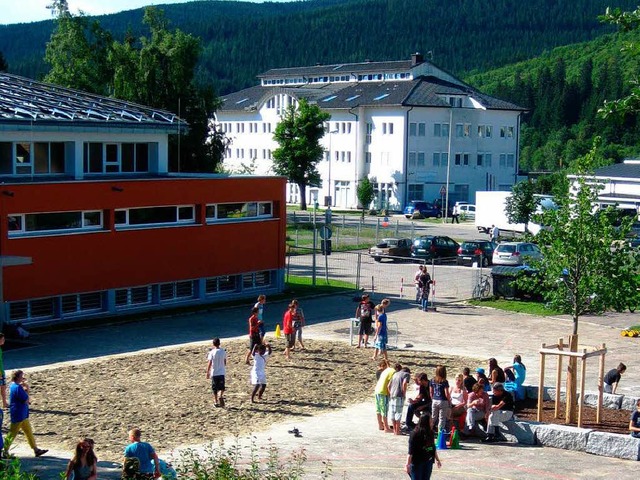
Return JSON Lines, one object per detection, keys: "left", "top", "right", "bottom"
{"left": 220, "top": 76, "right": 525, "bottom": 112}
{"left": 258, "top": 60, "right": 414, "bottom": 78}
{"left": 0, "top": 73, "right": 185, "bottom": 130}
{"left": 595, "top": 162, "right": 640, "bottom": 180}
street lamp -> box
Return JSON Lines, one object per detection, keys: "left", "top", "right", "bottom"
{"left": 327, "top": 129, "right": 339, "bottom": 207}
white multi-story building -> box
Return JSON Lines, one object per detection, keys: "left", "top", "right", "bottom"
{"left": 217, "top": 53, "right": 524, "bottom": 210}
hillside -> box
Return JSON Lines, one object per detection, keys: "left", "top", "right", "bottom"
{"left": 0, "top": 0, "right": 637, "bottom": 94}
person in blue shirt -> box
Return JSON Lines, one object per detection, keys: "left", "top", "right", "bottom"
{"left": 123, "top": 428, "right": 160, "bottom": 479}
{"left": 4, "top": 370, "right": 48, "bottom": 457}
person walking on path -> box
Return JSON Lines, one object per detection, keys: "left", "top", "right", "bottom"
{"left": 206, "top": 337, "right": 227, "bottom": 408}
{"left": 250, "top": 342, "right": 272, "bottom": 402}
{"left": 603, "top": 363, "right": 626, "bottom": 394}
{"left": 413, "top": 266, "right": 424, "bottom": 303}
{"left": 490, "top": 224, "right": 500, "bottom": 243}
{"left": 418, "top": 271, "right": 432, "bottom": 312}
{"left": 291, "top": 299, "right": 306, "bottom": 351}
{"left": 405, "top": 414, "right": 442, "bottom": 480}
{"left": 123, "top": 428, "right": 161, "bottom": 479}
{"left": 372, "top": 299, "right": 391, "bottom": 361}
{"left": 355, "top": 293, "right": 376, "bottom": 348}
{"left": 4, "top": 370, "right": 48, "bottom": 457}
{"left": 65, "top": 439, "right": 97, "bottom": 480}
{"left": 451, "top": 204, "right": 460, "bottom": 224}
{"left": 282, "top": 303, "right": 295, "bottom": 359}
{"left": 244, "top": 307, "right": 262, "bottom": 365}
{"left": 254, "top": 295, "right": 267, "bottom": 341}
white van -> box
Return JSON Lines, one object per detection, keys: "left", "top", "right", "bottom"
{"left": 458, "top": 204, "right": 476, "bottom": 219}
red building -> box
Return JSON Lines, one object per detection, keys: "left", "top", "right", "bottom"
{"left": 0, "top": 73, "right": 286, "bottom": 327}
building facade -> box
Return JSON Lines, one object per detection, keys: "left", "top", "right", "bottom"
{"left": 0, "top": 73, "right": 286, "bottom": 328}
{"left": 217, "top": 53, "right": 525, "bottom": 210}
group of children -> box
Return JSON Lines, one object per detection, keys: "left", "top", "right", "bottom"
{"left": 355, "top": 294, "right": 392, "bottom": 360}
{"left": 374, "top": 356, "right": 529, "bottom": 444}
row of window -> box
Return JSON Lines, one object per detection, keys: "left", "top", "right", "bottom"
{"left": 261, "top": 71, "right": 412, "bottom": 87}
{"left": 0, "top": 141, "right": 154, "bottom": 176}
{"left": 220, "top": 122, "right": 274, "bottom": 135}
{"left": 410, "top": 123, "right": 515, "bottom": 139}
{"left": 324, "top": 150, "right": 353, "bottom": 163}
{"left": 408, "top": 152, "right": 515, "bottom": 168}
{"left": 8, "top": 271, "right": 272, "bottom": 323}
{"left": 407, "top": 184, "right": 470, "bottom": 203}
{"left": 7, "top": 202, "right": 274, "bottom": 237}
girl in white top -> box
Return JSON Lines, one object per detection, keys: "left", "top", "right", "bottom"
{"left": 250, "top": 342, "right": 272, "bottom": 402}
{"left": 450, "top": 374, "right": 468, "bottom": 431}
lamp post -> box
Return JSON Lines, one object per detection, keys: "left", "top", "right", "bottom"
{"left": 327, "top": 129, "right": 339, "bottom": 208}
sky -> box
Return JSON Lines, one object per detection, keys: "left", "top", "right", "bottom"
{"left": 1, "top": 0, "right": 207, "bottom": 25}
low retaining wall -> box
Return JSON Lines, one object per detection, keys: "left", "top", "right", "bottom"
{"left": 498, "top": 386, "right": 640, "bottom": 461}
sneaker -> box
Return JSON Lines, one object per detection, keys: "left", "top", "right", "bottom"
{"left": 34, "top": 448, "right": 48, "bottom": 457}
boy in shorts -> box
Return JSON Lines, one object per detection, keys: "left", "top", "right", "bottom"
{"left": 206, "top": 338, "right": 227, "bottom": 407}
{"left": 374, "top": 361, "right": 397, "bottom": 432}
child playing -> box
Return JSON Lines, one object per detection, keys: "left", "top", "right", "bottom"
{"left": 206, "top": 338, "right": 227, "bottom": 408}
{"left": 254, "top": 295, "right": 267, "bottom": 341}
{"left": 405, "top": 372, "right": 431, "bottom": 432}
{"left": 250, "top": 342, "right": 272, "bottom": 403}
{"left": 372, "top": 298, "right": 391, "bottom": 361}
{"left": 389, "top": 366, "right": 410, "bottom": 435}
{"left": 245, "top": 307, "right": 262, "bottom": 365}
{"left": 630, "top": 398, "right": 640, "bottom": 439}
{"left": 374, "top": 360, "right": 396, "bottom": 432}
{"left": 430, "top": 365, "right": 451, "bottom": 433}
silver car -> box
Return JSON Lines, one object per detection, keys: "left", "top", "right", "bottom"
{"left": 492, "top": 242, "right": 542, "bottom": 266}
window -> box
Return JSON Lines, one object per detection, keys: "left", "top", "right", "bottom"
{"left": 477, "top": 153, "right": 483, "bottom": 166}
{"left": 116, "top": 286, "right": 152, "bottom": 307}
{"left": 408, "top": 152, "right": 416, "bottom": 167}
{"left": 84, "top": 143, "right": 150, "bottom": 173}
{"left": 206, "top": 202, "right": 273, "bottom": 222}
{"left": 115, "top": 206, "right": 195, "bottom": 227}
{"left": 499, "top": 154, "right": 506, "bottom": 167}
{"left": 418, "top": 123, "right": 426, "bottom": 136}
{"left": 366, "top": 123, "right": 373, "bottom": 144}
{"left": 442, "top": 153, "right": 448, "bottom": 166}
{"left": 432, "top": 152, "right": 440, "bottom": 167}
{"left": 463, "top": 124, "right": 471, "bottom": 137}
{"left": 456, "top": 123, "right": 471, "bottom": 137}
{"left": 463, "top": 153, "right": 469, "bottom": 166}
{"left": 9, "top": 210, "right": 103, "bottom": 236}
{"left": 409, "top": 123, "right": 417, "bottom": 136}
{"left": 160, "top": 280, "right": 195, "bottom": 302}
{"left": 507, "top": 154, "right": 515, "bottom": 168}
{"left": 455, "top": 153, "right": 462, "bottom": 166}
{"left": 500, "top": 126, "right": 515, "bottom": 138}
{"left": 243, "top": 271, "right": 271, "bottom": 289}
{"left": 408, "top": 184, "right": 424, "bottom": 201}
{"left": 417, "top": 152, "right": 425, "bottom": 167}
{"left": 478, "top": 125, "right": 492, "bottom": 138}
{"left": 434, "top": 123, "right": 449, "bottom": 137}
{"left": 365, "top": 152, "right": 371, "bottom": 163}
{"left": 9, "top": 297, "right": 55, "bottom": 321}
{"left": 61, "top": 292, "right": 103, "bottom": 315}
{"left": 205, "top": 275, "right": 237, "bottom": 294}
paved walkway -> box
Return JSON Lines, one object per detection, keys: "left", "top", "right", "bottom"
{"left": 5, "top": 294, "right": 639, "bottom": 479}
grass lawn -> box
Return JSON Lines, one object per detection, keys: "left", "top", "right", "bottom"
{"left": 468, "top": 298, "right": 561, "bottom": 316}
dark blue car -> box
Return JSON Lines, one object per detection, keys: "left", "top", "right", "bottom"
{"left": 403, "top": 201, "right": 442, "bottom": 219}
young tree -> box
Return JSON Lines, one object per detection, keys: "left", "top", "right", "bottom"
{"left": 272, "top": 99, "right": 330, "bottom": 210}
{"left": 504, "top": 180, "right": 540, "bottom": 235}
{"left": 532, "top": 139, "right": 637, "bottom": 422}
{"left": 356, "top": 176, "right": 375, "bottom": 220}
{"left": 44, "top": 1, "right": 113, "bottom": 95}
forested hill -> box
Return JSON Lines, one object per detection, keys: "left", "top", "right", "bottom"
{"left": 0, "top": 0, "right": 637, "bottom": 94}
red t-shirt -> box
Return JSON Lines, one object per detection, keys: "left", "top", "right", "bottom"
{"left": 282, "top": 309, "right": 294, "bottom": 334}
{"left": 249, "top": 314, "right": 260, "bottom": 336}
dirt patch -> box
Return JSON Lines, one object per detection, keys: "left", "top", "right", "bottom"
{"left": 516, "top": 398, "right": 632, "bottom": 435}
{"left": 16, "top": 339, "right": 477, "bottom": 462}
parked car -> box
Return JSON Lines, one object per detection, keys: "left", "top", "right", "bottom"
{"left": 457, "top": 240, "right": 497, "bottom": 267}
{"left": 410, "top": 235, "right": 460, "bottom": 262}
{"left": 457, "top": 204, "right": 476, "bottom": 219}
{"left": 492, "top": 242, "right": 542, "bottom": 266}
{"left": 369, "top": 238, "right": 412, "bottom": 262}
{"left": 403, "top": 201, "right": 442, "bottom": 219}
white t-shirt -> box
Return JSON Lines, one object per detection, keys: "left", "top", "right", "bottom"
{"left": 250, "top": 352, "right": 270, "bottom": 385}
{"left": 207, "top": 348, "right": 226, "bottom": 376}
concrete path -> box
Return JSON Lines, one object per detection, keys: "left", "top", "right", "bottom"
{"left": 4, "top": 294, "right": 639, "bottom": 479}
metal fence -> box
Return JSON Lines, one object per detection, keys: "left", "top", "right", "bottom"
{"left": 286, "top": 246, "right": 490, "bottom": 305}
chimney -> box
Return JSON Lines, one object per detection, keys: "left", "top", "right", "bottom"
{"left": 411, "top": 52, "right": 424, "bottom": 66}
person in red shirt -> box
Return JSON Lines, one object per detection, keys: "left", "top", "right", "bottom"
{"left": 245, "top": 307, "right": 262, "bottom": 365}
{"left": 282, "top": 303, "right": 295, "bottom": 359}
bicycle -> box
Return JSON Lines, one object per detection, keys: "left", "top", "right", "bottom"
{"left": 473, "top": 274, "right": 491, "bottom": 299}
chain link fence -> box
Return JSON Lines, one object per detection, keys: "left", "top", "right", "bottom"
{"left": 286, "top": 246, "right": 490, "bottom": 305}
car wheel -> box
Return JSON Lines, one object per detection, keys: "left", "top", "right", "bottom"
{"left": 374, "top": 257, "right": 381, "bottom": 262}
{"left": 482, "top": 256, "right": 489, "bottom": 268}
{"left": 436, "top": 212, "right": 442, "bottom": 219}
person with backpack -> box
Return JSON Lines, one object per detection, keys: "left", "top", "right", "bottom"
{"left": 355, "top": 293, "right": 375, "bottom": 348}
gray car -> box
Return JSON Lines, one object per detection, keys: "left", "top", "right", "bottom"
{"left": 492, "top": 242, "right": 542, "bottom": 266}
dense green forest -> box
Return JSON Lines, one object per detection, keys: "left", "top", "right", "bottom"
{"left": 2, "top": 0, "right": 640, "bottom": 175}
{"left": 0, "top": 0, "right": 636, "bottom": 94}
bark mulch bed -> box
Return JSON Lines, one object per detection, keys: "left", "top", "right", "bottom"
{"left": 515, "top": 398, "right": 632, "bottom": 435}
